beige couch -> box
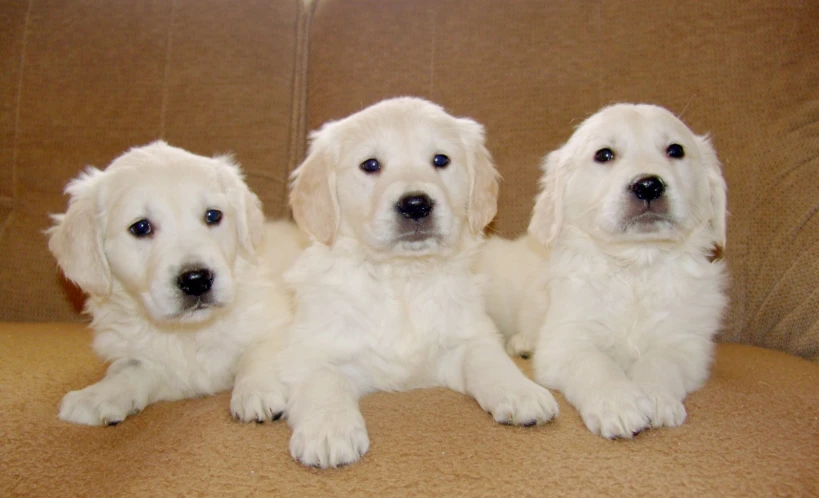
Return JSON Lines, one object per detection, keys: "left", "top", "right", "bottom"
{"left": 1, "top": 1, "right": 817, "bottom": 496}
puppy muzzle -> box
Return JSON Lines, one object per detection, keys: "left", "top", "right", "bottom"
{"left": 172, "top": 265, "right": 220, "bottom": 317}
{"left": 623, "top": 175, "right": 672, "bottom": 230}
{"left": 394, "top": 191, "right": 438, "bottom": 243}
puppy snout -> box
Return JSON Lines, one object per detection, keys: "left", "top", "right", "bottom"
{"left": 177, "top": 268, "right": 214, "bottom": 296}
{"left": 396, "top": 193, "right": 434, "bottom": 221}
{"left": 631, "top": 176, "right": 665, "bottom": 202}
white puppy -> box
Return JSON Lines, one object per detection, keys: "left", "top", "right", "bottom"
{"left": 481, "top": 104, "right": 728, "bottom": 439}
{"left": 251, "top": 97, "right": 559, "bottom": 468}
{"left": 48, "top": 141, "right": 297, "bottom": 426}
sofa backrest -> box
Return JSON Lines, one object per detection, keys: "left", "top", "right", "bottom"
{"left": 2, "top": 0, "right": 817, "bottom": 361}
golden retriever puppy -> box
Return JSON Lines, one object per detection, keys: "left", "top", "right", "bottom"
{"left": 48, "top": 141, "right": 297, "bottom": 426}
{"left": 481, "top": 104, "right": 728, "bottom": 439}
{"left": 237, "top": 97, "right": 559, "bottom": 468}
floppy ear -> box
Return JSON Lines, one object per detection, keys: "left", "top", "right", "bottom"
{"left": 696, "top": 134, "right": 728, "bottom": 250}
{"left": 289, "top": 127, "right": 340, "bottom": 245}
{"left": 46, "top": 168, "right": 112, "bottom": 296}
{"left": 214, "top": 155, "right": 265, "bottom": 259}
{"left": 459, "top": 118, "right": 500, "bottom": 233}
{"left": 527, "top": 149, "right": 566, "bottom": 248}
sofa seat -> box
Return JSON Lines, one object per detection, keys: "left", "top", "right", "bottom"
{"left": 1, "top": 322, "right": 816, "bottom": 496}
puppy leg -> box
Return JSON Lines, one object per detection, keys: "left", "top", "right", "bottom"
{"left": 287, "top": 367, "right": 369, "bottom": 468}
{"left": 535, "top": 343, "right": 653, "bottom": 439}
{"left": 446, "top": 338, "right": 559, "bottom": 426}
{"left": 506, "top": 280, "right": 549, "bottom": 358}
{"left": 627, "top": 341, "right": 712, "bottom": 429}
{"left": 231, "top": 336, "right": 288, "bottom": 423}
{"left": 59, "top": 358, "right": 163, "bottom": 426}
{"left": 505, "top": 333, "right": 533, "bottom": 358}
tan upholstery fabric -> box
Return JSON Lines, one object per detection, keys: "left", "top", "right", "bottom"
{"left": 0, "top": 2, "right": 817, "bottom": 336}
{"left": 0, "top": 323, "right": 817, "bottom": 496}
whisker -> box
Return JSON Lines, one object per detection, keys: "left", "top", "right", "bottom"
{"left": 574, "top": 196, "right": 607, "bottom": 220}
{"left": 677, "top": 94, "right": 696, "bottom": 119}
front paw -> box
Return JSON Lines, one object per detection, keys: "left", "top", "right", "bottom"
{"left": 486, "top": 380, "right": 559, "bottom": 426}
{"left": 230, "top": 380, "right": 287, "bottom": 423}
{"left": 289, "top": 408, "right": 369, "bottom": 468}
{"left": 505, "top": 333, "right": 533, "bottom": 358}
{"left": 59, "top": 385, "right": 142, "bottom": 426}
{"left": 580, "top": 382, "right": 653, "bottom": 439}
{"left": 640, "top": 387, "right": 687, "bottom": 429}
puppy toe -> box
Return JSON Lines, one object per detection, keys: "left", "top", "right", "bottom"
{"left": 328, "top": 429, "right": 369, "bottom": 467}
{"left": 490, "top": 382, "right": 559, "bottom": 426}
{"left": 288, "top": 431, "right": 310, "bottom": 465}
{"left": 505, "top": 333, "right": 533, "bottom": 358}
{"left": 289, "top": 408, "right": 369, "bottom": 468}
{"left": 59, "top": 387, "right": 135, "bottom": 427}
{"left": 582, "top": 382, "right": 653, "bottom": 439}
{"left": 59, "top": 391, "right": 99, "bottom": 426}
{"left": 230, "top": 387, "right": 287, "bottom": 423}
{"left": 291, "top": 429, "right": 368, "bottom": 469}
{"left": 98, "top": 401, "right": 133, "bottom": 426}
{"left": 642, "top": 389, "right": 687, "bottom": 428}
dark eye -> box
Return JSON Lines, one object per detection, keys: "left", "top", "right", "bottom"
{"left": 205, "top": 209, "right": 222, "bottom": 225}
{"left": 360, "top": 158, "right": 381, "bottom": 174}
{"left": 432, "top": 154, "right": 450, "bottom": 168}
{"left": 594, "top": 148, "right": 616, "bottom": 163}
{"left": 129, "top": 219, "right": 152, "bottom": 237}
{"left": 667, "top": 143, "right": 685, "bottom": 159}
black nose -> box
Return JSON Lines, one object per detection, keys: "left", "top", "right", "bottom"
{"left": 631, "top": 176, "right": 665, "bottom": 202}
{"left": 396, "top": 193, "right": 434, "bottom": 221}
{"left": 177, "top": 269, "right": 213, "bottom": 296}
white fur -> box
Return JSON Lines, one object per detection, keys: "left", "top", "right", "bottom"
{"left": 246, "top": 97, "right": 559, "bottom": 468}
{"left": 481, "top": 104, "right": 728, "bottom": 439}
{"left": 48, "top": 141, "right": 299, "bottom": 426}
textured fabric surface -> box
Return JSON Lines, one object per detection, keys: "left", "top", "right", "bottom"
{"left": 0, "top": 0, "right": 305, "bottom": 321}
{"left": 0, "top": 323, "right": 817, "bottom": 497}
{"left": 305, "top": 0, "right": 819, "bottom": 360}
{"left": 0, "top": 2, "right": 817, "bottom": 352}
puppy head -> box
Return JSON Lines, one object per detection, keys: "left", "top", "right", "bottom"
{"left": 47, "top": 140, "right": 265, "bottom": 324}
{"left": 290, "top": 97, "right": 499, "bottom": 256}
{"left": 529, "top": 104, "right": 727, "bottom": 251}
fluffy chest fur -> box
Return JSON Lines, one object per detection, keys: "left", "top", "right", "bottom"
{"left": 542, "top": 237, "right": 727, "bottom": 371}
{"left": 285, "top": 241, "right": 491, "bottom": 391}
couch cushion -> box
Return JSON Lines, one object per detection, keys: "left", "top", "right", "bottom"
{"left": 304, "top": 0, "right": 819, "bottom": 359}
{"left": 1, "top": 323, "right": 816, "bottom": 496}
{"left": 0, "top": 0, "right": 306, "bottom": 322}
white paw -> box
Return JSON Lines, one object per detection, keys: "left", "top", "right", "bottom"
{"left": 506, "top": 333, "right": 533, "bottom": 358}
{"left": 289, "top": 408, "right": 369, "bottom": 468}
{"left": 59, "top": 385, "right": 142, "bottom": 426}
{"left": 486, "top": 380, "right": 559, "bottom": 426}
{"left": 230, "top": 381, "right": 288, "bottom": 423}
{"left": 581, "top": 382, "right": 653, "bottom": 439}
{"left": 641, "top": 387, "right": 687, "bottom": 429}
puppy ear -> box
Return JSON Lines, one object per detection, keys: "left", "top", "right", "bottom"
{"left": 696, "top": 134, "right": 728, "bottom": 249}
{"left": 46, "top": 168, "right": 112, "bottom": 296}
{"left": 460, "top": 118, "right": 500, "bottom": 233}
{"left": 289, "top": 126, "right": 340, "bottom": 245}
{"left": 528, "top": 149, "right": 565, "bottom": 248}
{"left": 214, "top": 155, "right": 265, "bottom": 259}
